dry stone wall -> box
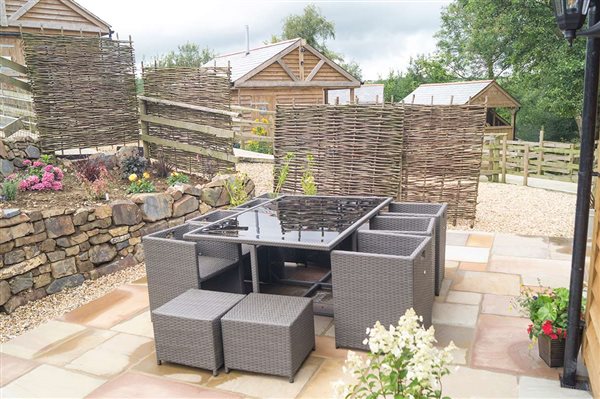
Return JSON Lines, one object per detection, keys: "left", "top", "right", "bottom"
{"left": 0, "top": 174, "right": 255, "bottom": 313}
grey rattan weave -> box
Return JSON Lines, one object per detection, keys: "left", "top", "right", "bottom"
{"left": 331, "top": 231, "right": 434, "bottom": 350}
{"left": 221, "top": 293, "right": 315, "bottom": 382}
{"left": 369, "top": 215, "right": 436, "bottom": 294}
{"left": 152, "top": 289, "right": 245, "bottom": 375}
{"left": 143, "top": 224, "right": 244, "bottom": 316}
{"left": 385, "top": 202, "right": 447, "bottom": 295}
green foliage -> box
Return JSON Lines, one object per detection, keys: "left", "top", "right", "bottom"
{"left": 377, "top": 55, "right": 456, "bottom": 102}
{"left": 274, "top": 152, "right": 294, "bottom": 195}
{"left": 433, "top": 0, "right": 584, "bottom": 140}
{"left": 513, "top": 285, "right": 585, "bottom": 341}
{"left": 301, "top": 154, "right": 317, "bottom": 195}
{"left": 224, "top": 174, "right": 249, "bottom": 207}
{"left": 270, "top": 5, "right": 362, "bottom": 80}
{"left": 127, "top": 177, "right": 155, "bottom": 194}
{"left": 120, "top": 155, "right": 148, "bottom": 179}
{"left": 166, "top": 171, "right": 190, "bottom": 186}
{"left": 40, "top": 154, "right": 56, "bottom": 165}
{"left": 1, "top": 179, "right": 18, "bottom": 201}
{"left": 155, "top": 42, "right": 215, "bottom": 68}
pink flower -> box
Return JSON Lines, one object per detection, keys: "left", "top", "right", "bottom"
{"left": 22, "top": 159, "right": 32, "bottom": 166}
{"left": 6, "top": 173, "right": 17, "bottom": 181}
{"left": 31, "top": 182, "right": 46, "bottom": 191}
{"left": 44, "top": 165, "right": 54, "bottom": 172}
{"left": 32, "top": 161, "right": 43, "bottom": 168}
{"left": 27, "top": 175, "right": 40, "bottom": 184}
{"left": 53, "top": 167, "right": 64, "bottom": 181}
{"left": 51, "top": 181, "right": 63, "bottom": 191}
{"left": 42, "top": 172, "right": 55, "bottom": 183}
{"left": 18, "top": 180, "right": 29, "bottom": 190}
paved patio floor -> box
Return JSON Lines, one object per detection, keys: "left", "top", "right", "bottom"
{"left": 0, "top": 230, "right": 593, "bottom": 398}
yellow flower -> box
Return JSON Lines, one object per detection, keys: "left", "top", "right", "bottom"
{"left": 143, "top": 172, "right": 150, "bottom": 179}
{"left": 172, "top": 171, "right": 179, "bottom": 177}
{"left": 128, "top": 174, "right": 138, "bottom": 182}
{"left": 254, "top": 118, "right": 260, "bottom": 122}
{"left": 261, "top": 118, "right": 269, "bottom": 124}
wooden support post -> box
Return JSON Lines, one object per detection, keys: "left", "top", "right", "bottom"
{"left": 523, "top": 144, "right": 530, "bottom": 186}
{"left": 538, "top": 127, "right": 545, "bottom": 175}
{"left": 349, "top": 88, "right": 355, "bottom": 104}
{"left": 501, "top": 134, "right": 507, "bottom": 183}
{"left": 139, "top": 100, "right": 150, "bottom": 157}
{"left": 492, "top": 136, "right": 500, "bottom": 182}
{"left": 570, "top": 143, "right": 576, "bottom": 181}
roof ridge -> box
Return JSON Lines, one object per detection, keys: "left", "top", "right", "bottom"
{"left": 213, "top": 38, "right": 300, "bottom": 59}
{"left": 419, "top": 80, "right": 494, "bottom": 87}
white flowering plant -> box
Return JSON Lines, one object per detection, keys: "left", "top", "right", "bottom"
{"left": 336, "top": 309, "right": 456, "bottom": 399}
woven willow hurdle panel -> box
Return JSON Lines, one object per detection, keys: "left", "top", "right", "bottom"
{"left": 273, "top": 104, "right": 486, "bottom": 223}
{"left": 274, "top": 104, "right": 404, "bottom": 198}
{"left": 142, "top": 66, "right": 235, "bottom": 175}
{"left": 400, "top": 105, "right": 486, "bottom": 222}
{"left": 22, "top": 34, "right": 138, "bottom": 152}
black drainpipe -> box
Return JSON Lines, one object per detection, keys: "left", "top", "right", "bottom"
{"left": 562, "top": 2, "right": 600, "bottom": 389}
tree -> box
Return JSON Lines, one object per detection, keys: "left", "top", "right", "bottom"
{"left": 435, "top": 0, "right": 585, "bottom": 140}
{"left": 377, "top": 55, "right": 455, "bottom": 102}
{"left": 155, "top": 42, "right": 215, "bottom": 68}
{"left": 270, "top": 5, "right": 363, "bottom": 80}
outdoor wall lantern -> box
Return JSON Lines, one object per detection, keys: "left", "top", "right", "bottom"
{"left": 552, "top": 0, "right": 596, "bottom": 392}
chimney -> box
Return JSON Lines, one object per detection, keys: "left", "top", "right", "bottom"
{"left": 245, "top": 25, "right": 250, "bottom": 55}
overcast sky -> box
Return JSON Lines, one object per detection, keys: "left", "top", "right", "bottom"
{"left": 77, "top": 0, "right": 451, "bottom": 81}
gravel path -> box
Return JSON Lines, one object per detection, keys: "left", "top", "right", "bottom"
{"left": 236, "top": 162, "right": 274, "bottom": 195}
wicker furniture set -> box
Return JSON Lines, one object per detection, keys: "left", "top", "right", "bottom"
{"left": 144, "top": 196, "right": 447, "bottom": 379}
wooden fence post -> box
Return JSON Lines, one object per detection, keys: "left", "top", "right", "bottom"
{"left": 501, "top": 134, "right": 507, "bottom": 183}
{"left": 139, "top": 99, "right": 150, "bottom": 157}
{"left": 523, "top": 144, "right": 530, "bottom": 186}
{"left": 537, "top": 127, "right": 544, "bottom": 175}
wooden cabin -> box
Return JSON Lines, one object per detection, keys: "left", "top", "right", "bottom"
{"left": 404, "top": 80, "right": 521, "bottom": 140}
{"left": 207, "top": 38, "right": 361, "bottom": 111}
{"left": 0, "top": 0, "right": 111, "bottom": 65}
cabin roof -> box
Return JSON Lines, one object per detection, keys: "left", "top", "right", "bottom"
{"left": 206, "top": 38, "right": 360, "bottom": 88}
{"left": 403, "top": 80, "right": 520, "bottom": 108}
{"left": 1, "top": 0, "right": 111, "bottom": 34}
{"left": 328, "top": 84, "right": 384, "bottom": 104}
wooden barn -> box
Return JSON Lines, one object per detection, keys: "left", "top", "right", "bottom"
{"left": 207, "top": 38, "right": 361, "bottom": 111}
{"left": 404, "top": 80, "right": 520, "bottom": 140}
{"left": 0, "top": 0, "right": 111, "bottom": 65}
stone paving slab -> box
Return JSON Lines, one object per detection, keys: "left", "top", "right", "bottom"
{"left": 489, "top": 255, "right": 571, "bottom": 288}
{"left": 0, "top": 354, "right": 38, "bottom": 387}
{"left": 87, "top": 371, "right": 242, "bottom": 398}
{"left": 451, "top": 270, "right": 521, "bottom": 296}
{"left": 433, "top": 302, "right": 479, "bottom": 327}
{"left": 0, "top": 364, "right": 106, "bottom": 398}
{"left": 492, "top": 234, "right": 550, "bottom": 259}
{"left": 442, "top": 366, "right": 518, "bottom": 398}
{"left": 481, "top": 294, "right": 522, "bottom": 318}
{"left": 446, "top": 245, "right": 490, "bottom": 263}
{"left": 34, "top": 328, "right": 117, "bottom": 366}
{"left": 60, "top": 284, "right": 149, "bottom": 329}
{"left": 518, "top": 376, "right": 592, "bottom": 398}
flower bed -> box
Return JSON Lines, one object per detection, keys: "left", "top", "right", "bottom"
{"left": 0, "top": 138, "right": 256, "bottom": 313}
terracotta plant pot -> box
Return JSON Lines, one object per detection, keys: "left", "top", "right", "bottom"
{"left": 538, "top": 334, "right": 565, "bottom": 367}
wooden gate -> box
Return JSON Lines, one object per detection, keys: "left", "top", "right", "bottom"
{"left": 584, "top": 173, "right": 600, "bottom": 394}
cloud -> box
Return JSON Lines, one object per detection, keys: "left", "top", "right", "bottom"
{"left": 77, "top": 0, "right": 449, "bottom": 80}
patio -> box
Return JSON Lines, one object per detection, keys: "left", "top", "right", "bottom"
{"left": 0, "top": 230, "right": 592, "bottom": 398}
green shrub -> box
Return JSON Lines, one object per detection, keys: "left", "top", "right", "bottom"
{"left": 166, "top": 171, "right": 190, "bottom": 186}
{"left": 301, "top": 154, "right": 317, "bottom": 195}
{"left": 225, "top": 174, "right": 248, "bottom": 207}
{"left": 1, "top": 179, "right": 18, "bottom": 201}
{"left": 274, "top": 152, "right": 294, "bottom": 195}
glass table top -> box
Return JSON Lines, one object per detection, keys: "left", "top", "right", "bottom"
{"left": 185, "top": 195, "right": 391, "bottom": 249}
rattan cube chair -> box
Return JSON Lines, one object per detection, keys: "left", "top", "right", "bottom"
{"left": 152, "top": 289, "right": 245, "bottom": 376}
{"left": 384, "top": 202, "right": 447, "bottom": 295}
{"left": 369, "top": 215, "right": 436, "bottom": 293}
{"left": 143, "top": 224, "right": 245, "bottom": 315}
{"left": 331, "top": 231, "right": 434, "bottom": 350}
{"left": 221, "top": 293, "right": 314, "bottom": 382}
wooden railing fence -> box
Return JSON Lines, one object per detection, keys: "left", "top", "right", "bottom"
{"left": 0, "top": 54, "right": 36, "bottom": 138}
{"left": 481, "top": 132, "right": 583, "bottom": 185}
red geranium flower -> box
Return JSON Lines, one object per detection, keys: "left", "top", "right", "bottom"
{"left": 527, "top": 324, "right": 533, "bottom": 335}
{"left": 550, "top": 333, "right": 559, "bottom": 340}
{"left": 542, "top": 320, "right": 553, "bottom": 336}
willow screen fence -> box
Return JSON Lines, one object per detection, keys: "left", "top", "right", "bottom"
{"left": 140, "top": 66, "right": 237, "bottom": 175}
{"left": 22, "top": 34, "right": 138, "bottom": 152}
{"left": 274, "top": 104, "right": 486, "bottom": 223}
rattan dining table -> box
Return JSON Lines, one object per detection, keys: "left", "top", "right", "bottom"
{"left": 183, "top": 195, "right": 392, "bottom": 311}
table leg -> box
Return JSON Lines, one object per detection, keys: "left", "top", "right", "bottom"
{"left": 250, "top": 245, "right": 260, "bottom": 293}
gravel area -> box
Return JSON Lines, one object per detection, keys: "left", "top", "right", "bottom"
{"left": 0, "top": 263, "right": 146, "bottom": 343}
{"left": 236, "top": 162, "right": 273, "bottom": 195}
